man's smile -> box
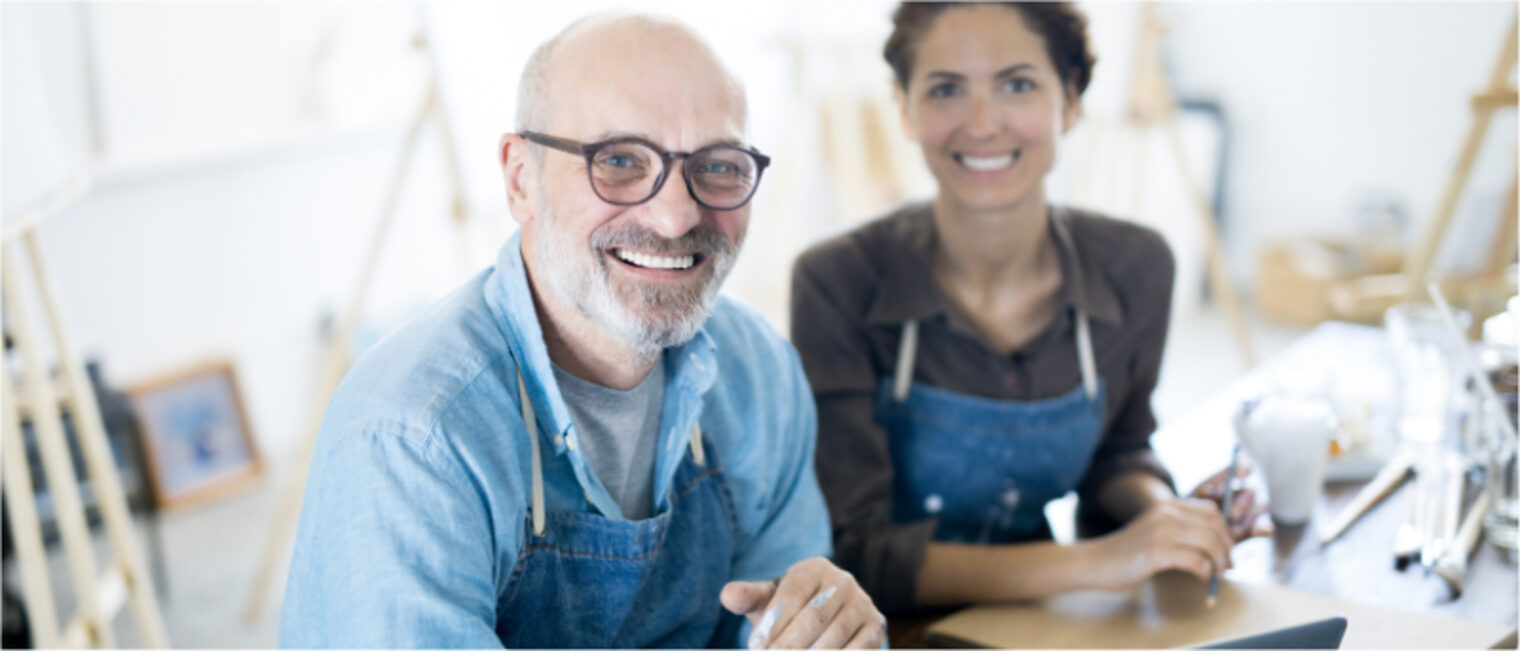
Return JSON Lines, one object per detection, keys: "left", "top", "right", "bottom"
{"left": 607, "top": 248, "right": 708, "bottom": 278}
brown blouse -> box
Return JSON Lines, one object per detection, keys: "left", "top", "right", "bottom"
{"left": 790, "top": 201, "right": 1177, "bottom": 613}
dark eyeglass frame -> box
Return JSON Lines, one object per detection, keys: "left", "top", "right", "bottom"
{"left": 520, "top": 131, "right": 771, "bottom": 211}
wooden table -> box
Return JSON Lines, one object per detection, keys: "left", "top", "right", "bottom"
{"left": 890, "top": 322, "right": 1518, "bottom": 647}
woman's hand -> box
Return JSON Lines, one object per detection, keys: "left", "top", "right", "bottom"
{"left": 1190, "top": 460, "right": 1272, "bottom": 542}
{"left": 1087, "top": 497, "right": 1235, "bottom": 590}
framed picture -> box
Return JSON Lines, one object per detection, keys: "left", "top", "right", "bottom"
{"left": 126, "top": 359, "right": 262, "bottom": 511}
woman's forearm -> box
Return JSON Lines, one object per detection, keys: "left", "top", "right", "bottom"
{"left": 914, "top": 539, "right": 1108, "bottom": 605}
{"left": 1095, "top": 470, "right": 1175, "bottom": 523}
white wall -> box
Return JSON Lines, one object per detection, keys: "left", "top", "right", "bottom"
{"left": 3, "top": 1, "right": 1514, "bottom": 463}
{"left": 1163, "top": 2, "right": 1515, "bottom": 284}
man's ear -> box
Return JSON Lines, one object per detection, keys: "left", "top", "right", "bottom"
{"left": 501, "top": 133, "right": 537, "bottom": 226}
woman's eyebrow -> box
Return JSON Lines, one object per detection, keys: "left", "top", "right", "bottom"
{"left": 924, "top": 63, "right": 1036, "bottom": 82}
{"left": 993, "top": 63, "right": 1036, "bottom": 78}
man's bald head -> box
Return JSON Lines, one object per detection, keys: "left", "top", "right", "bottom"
{"left": 501, "top": 13, "right": 756, "bottom": 360}
{"left": 515, "top": 13, "right": 746, "bottom": 136}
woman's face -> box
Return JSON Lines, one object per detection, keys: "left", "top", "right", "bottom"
{"left": 899, "top": 5, "right": 1080, "bottom": 214}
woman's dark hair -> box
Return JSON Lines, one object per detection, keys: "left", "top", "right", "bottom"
{"left": 883, "top": 2, "right": 1096, "bottom": 98}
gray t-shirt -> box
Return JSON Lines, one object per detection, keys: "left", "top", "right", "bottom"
{"left": 551, "top": 360, "right": 664, "bottom": 520}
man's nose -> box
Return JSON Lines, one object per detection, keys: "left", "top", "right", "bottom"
{"left": 638, "top": 162, "right": 704, "bottom": 239}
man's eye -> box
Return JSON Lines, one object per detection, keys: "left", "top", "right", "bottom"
{"left": 698, "top": 161, "right": 739, "bottom": 175}
{"left": 601, "top": 154, "right": 637, "bottom": 168}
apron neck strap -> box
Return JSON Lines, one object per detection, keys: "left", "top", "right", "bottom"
{"left": 892, "top": 320, "right": 919, "bottom": 402}
{"left": 516, "top": 366, "right": 548, "bottom": 537}
{"left": 516, "top": 365, "right": 707, "bottom": 536}
{"left": 893, "top": 309, "right": 1098, "bottom": 403}
{"left": 1073, "top": 309, "right": 1098, "bottom": 401}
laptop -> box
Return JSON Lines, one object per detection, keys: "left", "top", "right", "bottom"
{"left": 1194, "top": 617, "right": 1348, "bottom": 649}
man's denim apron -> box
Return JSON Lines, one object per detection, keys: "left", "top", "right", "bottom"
{"left": 496, "top": 368, "right": 739, "bottom": 647}
{"left": 875, "top": 309, "right": 1106, "bottom": 543}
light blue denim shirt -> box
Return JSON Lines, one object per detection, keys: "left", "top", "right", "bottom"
{"left": 280, "top": 233, "right": 831, "bottom": 648}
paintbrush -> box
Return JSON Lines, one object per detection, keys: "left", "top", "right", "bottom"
{"left": 1208, "top": 443, "right": 1241, "bottom": 609}
{"left": 1422, "top": 455, "right": 1467, "bottom": 572}
{"left": 1322, "top": 451, "right": 1415, "bottom": 546}
{"left": 1435, "top": 484, "right": 1493, "bottom": 599}
{"left": 1394, "top": 471, "right": 1423, "bottom": 571}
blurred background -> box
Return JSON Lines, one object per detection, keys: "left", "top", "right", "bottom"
{"left": 1, "top": 1, "right": 1514, "bottom": 647}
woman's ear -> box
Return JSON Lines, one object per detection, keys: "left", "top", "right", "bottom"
{"left": 500, "top": 133, "right": 536, "bottom": 227}
{"left": 895, "top": 83, "right": 919, "bottom": 141}
{"left": 1060, "top": 83, "right": 1083, "bottom": 135}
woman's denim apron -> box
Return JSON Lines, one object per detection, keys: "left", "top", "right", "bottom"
{"left": 875, "top": 309, "right": 1106, "bottom": 543}
{"left": 496, "top": 368, "right": 739, "bottom": 647}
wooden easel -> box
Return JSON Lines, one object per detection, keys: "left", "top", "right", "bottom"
{"left": 1070, "top": 3, "right": 1257, "bottom": 368}
{"left": 1402, "top": 18, "right": 1517, "bottom": 297}
{"left": 2, "top": 212, "right": 169, "bottom": 647}
{"left": 240, "top": 9, "right": 476, "bottom": 623}
{"left": 1322, "top": 16, "right": 1518, "bottom": 326}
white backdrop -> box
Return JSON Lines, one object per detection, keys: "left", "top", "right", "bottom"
{"left": 2, "top": 1, "right": 1513, "bottom": 461}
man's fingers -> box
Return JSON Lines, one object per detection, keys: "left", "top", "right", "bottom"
{"left": 745, "top": 568, "right": 821, "bottom": 649}
{"left": 844, "top": 613, "right": 887, "bottom": 649}
{"left": 721, "top": 579, "right": 778, "bottom": 617}
{"left": 766, "top": 581, "right": 842, "bottom": 649}
{"left": 797, "top": 592, "right": 858, "bottom": 649}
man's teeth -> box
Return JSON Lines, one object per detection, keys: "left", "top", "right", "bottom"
{"left": 615, "top": 250, "right": 695, "bottom": 270}
{"left": 960, "top": 153, "right": 1015, "bottom": 172}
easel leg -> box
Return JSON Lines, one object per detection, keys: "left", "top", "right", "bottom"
{"left": 1162, "top": 117, "right": 1257, "bottom": 368}
{"left": 1, "top": 369, "right": 61, "bottom": 648}
{"left": 24, "top": 231, "right": 169, "bottom": 647}
{"left": 242, "top": 84, "right": 435, "bottom": 624}
{"left": 1, "top": 249, "right": 113, "bottom": 647}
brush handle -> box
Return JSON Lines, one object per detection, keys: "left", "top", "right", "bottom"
{"left": 1322, "top": 451, "right": 1415, "bottom": 546}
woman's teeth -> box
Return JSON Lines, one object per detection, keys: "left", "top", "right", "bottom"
{"left": 615, "top": 250, "right": 695, "bottom": 270}
{"left": 959, "top": 153, "right": 1016, "bottom": 172}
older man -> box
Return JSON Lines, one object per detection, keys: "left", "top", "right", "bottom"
{"left": 279, "top": 13, "right": 883, "bottom": 650}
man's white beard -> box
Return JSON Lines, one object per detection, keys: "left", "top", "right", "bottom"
{"left": 531, "top": 199, "right": 738, "bottom": 355}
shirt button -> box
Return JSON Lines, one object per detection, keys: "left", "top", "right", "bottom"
{"left": 565, "top": 437, "right": 576, "bottom": 451}
{"left": 553, "top": 435, "right": 564, "bottom": 447}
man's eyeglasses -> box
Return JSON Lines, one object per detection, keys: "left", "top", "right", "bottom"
{"left": 520, "top": 131, "right": 771, "bottom": 211}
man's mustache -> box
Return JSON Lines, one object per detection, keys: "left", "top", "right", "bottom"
{"left": 590, "top": 222, "right": 733, "bottom": 259}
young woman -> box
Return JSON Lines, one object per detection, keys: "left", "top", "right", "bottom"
{"left": 791, "top": 2, "right": 1264, "bottom": 614}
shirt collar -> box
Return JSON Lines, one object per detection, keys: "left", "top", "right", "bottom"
{"left": 483, "top": 232, "right": 719, "bottom": 456}
{"left": 863, "top": 203, "right": 1124, "bottom": 328}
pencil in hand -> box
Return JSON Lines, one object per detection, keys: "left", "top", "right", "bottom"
{"left": 1208, "top": 443, "right": 1242, "bottom": 608}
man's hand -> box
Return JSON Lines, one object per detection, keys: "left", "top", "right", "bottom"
{"left": 720, "top": 557, "right": 885, "bottom": 649}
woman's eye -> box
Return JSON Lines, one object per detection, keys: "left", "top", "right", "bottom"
{"left": 602, "top": 155, "right": 635, "bottom": 168}
{"left": 927, "top": 83, "right": 960, "bottom": 99}
{"left": 1004, "top": 78, "right": 1035, "bottom": 93}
